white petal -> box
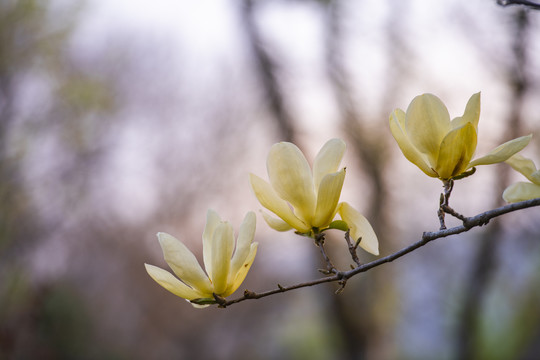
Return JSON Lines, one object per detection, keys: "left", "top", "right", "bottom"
{"left": 389, "top": 109, "right": 437, "bottom": 177}
{"left": 230, "top": 211, "right": 256, "bottom": 279}
{"left": 338, "top": 202, "right": 379, "bottom": 256}
{"left": 405, "top": 93, "right": 451, "bottom": 166}
{"left": 451, "top": 92, "right": 481, "bottom": 131}
{"left": 223, "top": 243, "right": 258, "bottom": 297}
{"left": 210, "top": 222, "right": 234, "bottom": 295}
{"left": 202, "top": 209, "right": 221, "bottom": 278}
{"left": 267, "top": 142, "right": 316, "bottom": 223}
{"left": 505, "top": 154, "right": 540, "bottom": 185}
{"left": 503, "top": 182, "right": 540, "bottom": 203}
{"left": 312, "top": 169, "right": 345, "bottom": 228}
{"left": 468, "top": 134, "right": 532, "bottom": 168}
{"left": 435, "top": 122, "right": 477, "bottom": 179}
{"left": 144, "top": 264, "right": 207, "bottom": 300}
{"left": 261, "top": 211, "right": 294, "bottom": 231}
{"left": 157, "top": 232, "right": 213, "bottom": 293}
{"left": 249, "top": 173, "right": 311, "bottom": 232}
{"left": 313, "top": 138, "right": 346, "bottom": 192}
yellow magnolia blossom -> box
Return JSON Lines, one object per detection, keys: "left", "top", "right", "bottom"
{"left": 390, "top": 93, "right": 532, "bottom": 180}
{"left": 249, "top": 138, "right": 379, "bottom": 255}
{"left": 503, "top": 154, "right": 540, "bottom": 202}
{"left": 145, "top": 210, "right": 258, "bottom": 307}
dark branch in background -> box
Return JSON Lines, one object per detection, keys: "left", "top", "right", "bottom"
{"left": 497, "top": 0, "right": 540, "bottom": 10}
{"left": 240, "top": 0, "right": 295, "bottom": 142}
{"left": 324, "top": 2, "right": 391, "bottom": 358}
{"left": 215, "top": 197, "right": 540, "bottom": 308}
{"left": 324, "top": 1, "right": 389, "bottom": 228}
{"left": 456, "top": 9, "right": 530, "bottom": 359}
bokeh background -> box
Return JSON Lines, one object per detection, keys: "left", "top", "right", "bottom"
{"left": 1, "top": 0, "right": 540, "bottom": 359}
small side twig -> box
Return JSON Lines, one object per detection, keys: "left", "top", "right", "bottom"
{"left": 335, "top": 279, "right": 348, "bottom": 294}
{"left": 344, "top": 230, "right": 362, "bottom": 267}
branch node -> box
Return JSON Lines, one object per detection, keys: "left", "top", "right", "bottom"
{"left": 318, "top": 268, "right": 335, "bottom": 275}
{"left": 243, "top": 289, "right": 257, "bottom": 299}
{"left": 335, "top": 280, "right": 347, "bottom": 294}
{"left": 344, "top": 230, "right": 362, "bottom": 266}
{"left": 213, "top": 293, "right": 227, "bottom": 308}
{"left": 478, "top": 214, "right": 491, "bottom": 226}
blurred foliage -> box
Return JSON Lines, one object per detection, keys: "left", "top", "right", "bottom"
{"left": 0, "top": 269, "right": 124, "bottom": 360}
{"left": 0, "top": 1, "right": 119, "bottom": 358}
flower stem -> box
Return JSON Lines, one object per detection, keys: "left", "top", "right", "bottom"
{"left": 314, "top": 232, "right": 337, "bottom": 275}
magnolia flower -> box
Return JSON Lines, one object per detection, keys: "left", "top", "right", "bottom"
{"left": 145, "top": 210, "right": 258, "bottom": 307}
{"left": 249, "top": 138, "right": 378, "bottom": 255}
{"left": 503, "top": 154, "right": 540, "bottom": 202}
{"left": 390, "top": 93, "right": 531, "bottom": 180}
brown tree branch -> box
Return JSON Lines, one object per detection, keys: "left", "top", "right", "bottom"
{"left": 216, "top": 197, "right": 540, "bottom": 308}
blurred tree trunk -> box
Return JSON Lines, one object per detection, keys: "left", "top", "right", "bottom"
{"left": 240, "top": 0, "right": 295, "bottom": 142}
{"left": 455, "top": 9, "right": 530, "bottom": 360}
{"left": 322, "top": 0, "right": 407, "bottom": 358}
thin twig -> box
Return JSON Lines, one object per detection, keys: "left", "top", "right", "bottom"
{"left": 438, "top": 180, "right": 454, "bottom": 229}
{"left": 315, "top": 232, "right": 337, "bottom": 275}
{"left": 441, "top": 204, "right": 468, "bottom": 222}
{"left": 438, "top": 179, "right": 469, "bottom": 229}
{"left": 216, "top": 197, "right": 540, "bottom": 308}
{"left": 344, "top": 230, "right": 362, "bottom": 267}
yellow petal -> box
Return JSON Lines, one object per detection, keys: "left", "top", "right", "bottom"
{"left": 313, "top": 138, "right": 346, "bottom": 192}
{"left": 249, "top": 173, "right": 311, "bottom": 232}
{"left": 436, "top": 122, "right": 477, "bottom": 179}
{"left": 223, "top": 243, "right": 258, "bottom": 297}
{"left": 405, "top": 93, "right": 451, "bottom": 165}
{"left": 210, "top": 222, "right": 234, "bottom": 295}
{"left": 202, "top": 209, "right": 221, "bottom": 279}
{"left": 261, "top": 211, "right": 294, "bottom": 231}
{"left": 451, "top": 92, "right": 481, "bottom": 131}
{"left": 468, "top": 134, "right": 532, "bottom": 168}
{"left": 157, "top": 232, "right": 213, "bottom": 293}
{"left": 389, "top": 109, "right": 437, "bottom": 177}
{"left": 144, "top": 263, "right": 207, "bottom": 300}
{"left": 338, "top": 202, "right": 379, "bottom": 256}
{"left": 505, "top": 154, "right": 540, "bottom": 185}
{"left": 312, "top": 169, "right": 345, "bottom": 228}
{"left": 503, "top": 182, "right": 540, "bottom": 203}
{"left": 267, "top": 142, "right": 316, "bottom": 223}
{"left": 229, "top": 211, "right": 256, "bottom": 278}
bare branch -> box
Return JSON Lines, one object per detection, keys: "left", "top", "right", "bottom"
{"left": 217, "top": 197, "right": 540, "bottom": 308}
{"left": 497, "top": 0, "right": 540, "bottom": 9}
